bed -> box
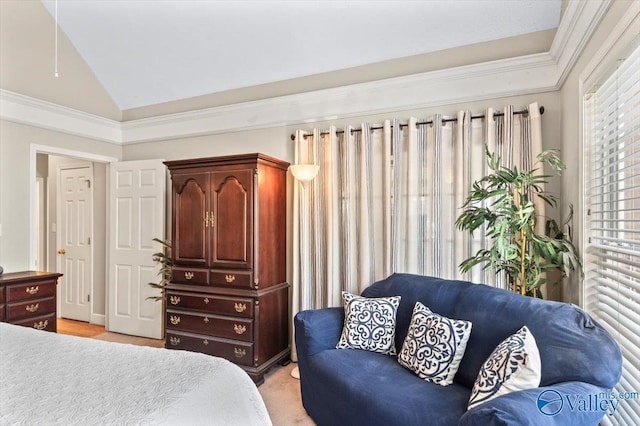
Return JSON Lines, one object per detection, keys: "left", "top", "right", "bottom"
{"left": 0, "top": 322, "right": 272, "bottom": 425}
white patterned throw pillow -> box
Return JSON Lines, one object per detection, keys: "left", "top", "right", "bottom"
{"left": 468, "top": 325, "right": 541, "bottom": 410}
{"left": 336, "top": 292, "right": 401, "bottom": 355}
{"left": 397, "top": 302, "right": 472, "bottom": 386}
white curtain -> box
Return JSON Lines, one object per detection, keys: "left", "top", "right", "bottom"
{"left": 291, "top": 102, "right": 543, "bottom": 360}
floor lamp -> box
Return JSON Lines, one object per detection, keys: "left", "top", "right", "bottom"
{"left": 289, "top": 164, "right": 320, "bottom": 380}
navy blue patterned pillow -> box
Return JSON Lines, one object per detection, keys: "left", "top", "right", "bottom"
{"left": 397, "top": 302, "right": 472, "bottom": 385}
{"left": 468, "top": 325, "right": 541, "bottom": 410}
{"left": 336, "top": 292, "right": 401, "bottom": 355}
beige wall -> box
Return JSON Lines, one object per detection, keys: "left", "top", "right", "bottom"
{"left": 0, "top": 119, "right": 120, "bottom": 273}
{"left": 123, "top": 91, "right": 564, "bottom": 300}
{"left": 4, "top": 0, "right": 633, "bottom": 306}
{"left": 0, "top": 1, "right": 121, "bottom": 120}
{"left": 559, "top": 0, "right": 639, "bottom": 305}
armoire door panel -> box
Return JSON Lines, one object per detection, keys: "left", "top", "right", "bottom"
{"left": 173, "top": 174, "right": 209, "bottom": 266}
{"left": 211, "top": 170, "right": 253, "bottom": 269}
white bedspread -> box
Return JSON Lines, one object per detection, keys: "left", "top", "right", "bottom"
{"left": 0, "top": 322, "right": 272, "bottom": 426}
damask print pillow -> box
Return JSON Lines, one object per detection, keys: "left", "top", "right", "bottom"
{"left": 468, "top": 325, "right": 541, "bottom": 410}
{"left": 336, "top": 292, "right": 401, "bottom": 355}
{"left": 397, "top": 302, "right": 472, "bottom": 386}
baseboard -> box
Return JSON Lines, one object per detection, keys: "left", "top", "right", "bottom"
{"left": 91, "top": 313, "right": 106, "bottom": 326}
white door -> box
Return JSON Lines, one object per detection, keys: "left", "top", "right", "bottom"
{"left": 58, "top": 166, "right": 93, "bottom": 322}
{"left": 108, "top": 160, "right": 166, "bottom": 339}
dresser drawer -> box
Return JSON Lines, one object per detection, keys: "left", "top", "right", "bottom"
{"left": 6, "top": 280, "right": 56, "bottom": 303}
{"left": 12, "top": 312, "right": 56, "bottom": 332}
{"left": 210, "top": 270, "right": 253, "bottom": 289}
{"left": 172, "top": 267, "right": 209, "bottom": 286}
{"left": 166, "top": 331, "right": 254, "bottom": 366}
{"left": 166, "top": 291, "right": 253, "bottom": 318}
{"left": 166, "top": 311, "right": 253, "bottom": 342}
{"left": 7, "top": 297, "right": 55, "bottom": 322}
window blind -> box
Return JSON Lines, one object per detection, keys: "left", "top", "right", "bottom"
{"left": 585, "top": 41, "right": 640, "bottom": 426}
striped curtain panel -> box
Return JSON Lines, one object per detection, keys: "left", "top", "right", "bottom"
{"left": 291, "top": 102, "right": 543, "bottom": 360}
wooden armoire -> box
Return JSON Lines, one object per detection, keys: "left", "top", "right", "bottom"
{"left": 163, "top": 153, "right": 290, "bottom": 385}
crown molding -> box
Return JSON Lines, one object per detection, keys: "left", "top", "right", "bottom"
{"left": 0, "top": 89, "right": 121, "bottom": 144}
{"left": 550, "top": 0, "right": 612, "bottom": 88}
{"left": 0, "top": 0, "right": 612, "bottom": 145}
{"left": 120, "top": 52, "right": 559, "bottom": 144}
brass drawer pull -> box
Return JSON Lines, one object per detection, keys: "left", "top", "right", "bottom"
{"left": 203, "top": 339, "right": 209, "bottom": 346}
{"left": 234, "top": 324, "right": 247, "bottom": 335}
{"left": 169, "top": 296, "right": 181, "bottom": 305}
{"left": 225, "top": 274, "right": 236, "bottom": 283}
{"left": 33, "top": 320, "right": 48, "bottom": 330}
{"left": 234, "top": 302, "right": 247, "bottom": 313}
{"left": 26, "top": 303, "right": 39, "bottom": 313}
{"left": 184, "top": 272, "right": 194, "bottom": 280}
{"left": 203, "top": 297, "right": 209, "bottom": 304}
{"left": 169, "top": 315, "right": 181, "bottom": 325}
{"left": 169, "top": 336, "right": 181, "bottom": 346}
{"left": 204, "top": 317, "right": 209, "bottom": 324}
{"left": 204, "top": 211, "right": 210, "bottom": 228}
{"left": 26, "top": 286, "right": 39, "bottom": 295}
{"left": 234, "top": 348, "right": 246, "bottom": 358}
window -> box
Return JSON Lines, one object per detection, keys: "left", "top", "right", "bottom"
{"left": 585, "top": 41, "right": 640, "bottom": 425}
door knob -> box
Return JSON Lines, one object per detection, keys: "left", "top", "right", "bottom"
{"left": 57, "top": 249, "right": 66, "bottom": 255}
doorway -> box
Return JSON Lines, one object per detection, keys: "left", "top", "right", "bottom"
{"left": 32, "top": 146, "right": 112, "bottom": 326}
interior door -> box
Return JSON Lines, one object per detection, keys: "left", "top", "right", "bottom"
{"left": 108, "top": 160, "right": 166, "bottom": 338}
{"left": 58, "top": 166, "right": 92, "bottom": 322}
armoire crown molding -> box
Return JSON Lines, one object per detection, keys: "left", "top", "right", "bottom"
{"left": 0, "top": 0, "right": 612, "bottom": 146}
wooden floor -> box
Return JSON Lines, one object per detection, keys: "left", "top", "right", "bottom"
{"left": 57, "top": 318, "right": 105, "bottom": 337}
{"left": 57, "top": 318, "right": 164, "bottom": 348}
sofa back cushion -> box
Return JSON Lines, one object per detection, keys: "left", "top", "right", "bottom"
{"left": 361, "top": 273, "right": 473, "bottom": 358}
{"left": 361, "top": 273, "right": 622, "bottom": 391}
{"left": 452, "top": 283, "right": 621, "bottom": 390}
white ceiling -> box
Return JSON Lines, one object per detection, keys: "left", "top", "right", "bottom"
{"left": 41, "top": 0, "right": 562, "bottom": 111}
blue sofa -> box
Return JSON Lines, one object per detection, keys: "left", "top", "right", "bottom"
{"left": 294, "top": 273, "right": 622, "bottom": 426}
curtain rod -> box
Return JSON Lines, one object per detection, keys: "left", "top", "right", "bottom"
{"left": 290, "top": 105, "right": 544, "bottom": 141}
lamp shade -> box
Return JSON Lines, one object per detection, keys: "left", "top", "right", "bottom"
{"left": 290, "top": 164, "right": 320, "bottom": 182}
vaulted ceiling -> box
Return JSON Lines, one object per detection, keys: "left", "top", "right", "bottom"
{"left": 39, "top": 0, "right": 562, "bottom": 111}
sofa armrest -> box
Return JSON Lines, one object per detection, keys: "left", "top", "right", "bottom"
{"left": 459, "top": 382, "right": 616, "bottom": 426}
{"left": 294, "top": 307, "right": 344, "bottom": 358}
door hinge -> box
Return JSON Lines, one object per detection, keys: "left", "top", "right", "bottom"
{"left": 88, "top": 237, "right": 91, "bottom": 245}
{"left": 87, "top": 294, "right": 91, "bottom": 302}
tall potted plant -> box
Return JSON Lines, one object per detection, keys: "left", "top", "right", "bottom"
{"left": 148, "top": 238, "right": 172, "bottom": 301}
{"left": 455, "top": 147, "right": 581, "bottom": 298}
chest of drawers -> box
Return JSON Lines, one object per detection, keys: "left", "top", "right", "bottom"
{"left": 0, "top": 271, "right": 63, "bottom": 332}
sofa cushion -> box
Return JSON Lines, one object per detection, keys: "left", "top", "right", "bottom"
{"left": 303, "top": 348, "right": 471, "bottom": 426}
{"left": 398, "top": 302, "right": 472, "bottom": 386}
{"left": 336, "top": 292, "right": 401, "bottom": 355}
{"left": 468, "top": 325, "right": 541, "bottom": 409}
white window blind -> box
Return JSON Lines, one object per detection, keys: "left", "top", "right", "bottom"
{"left": 585, "top": 41, "right": 640, "bottom": 426}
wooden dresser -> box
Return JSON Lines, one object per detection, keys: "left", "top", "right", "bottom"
{"left": 164, "top": 153, "right": 290, "bottom": 385}
{"left": 0, "top": 271, "right": 63, "bottom": 332}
